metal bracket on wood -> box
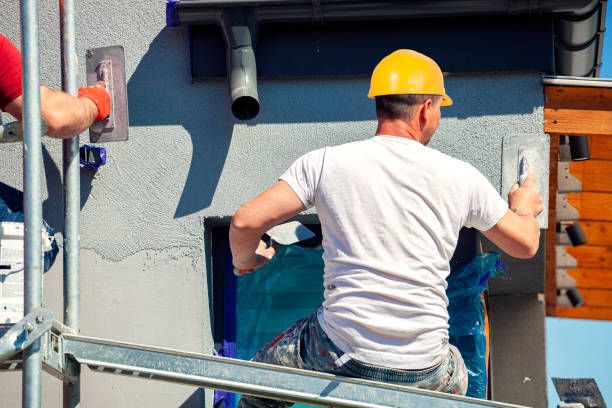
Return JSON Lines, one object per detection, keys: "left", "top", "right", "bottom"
{"left": 557, "top": 290, "right": 573, "bottom": 307}
{"left": 556, "top": 193, "right": 579, "bottom": 221}
{"left": 557, "top": 162, "right": 582, "bottom": 193}
{"left": 556, "top": 269, "right": 577, "bottom": 289}
{"left": 558, "top": 144, "right": 572, "bottom": 162}
{"left": 556, "top": 245, "right": 578, "bottom": 268}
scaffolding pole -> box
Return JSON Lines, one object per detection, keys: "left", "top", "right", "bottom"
{"left": 20, "top": 1, "right": 43, "bottom": 407}
{"left": 59, "top": 0, "right": 81, "bottom": 406}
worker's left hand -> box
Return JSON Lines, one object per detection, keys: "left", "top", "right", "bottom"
{"left": 232, "top": 239, "right": 279, "bottom": 276}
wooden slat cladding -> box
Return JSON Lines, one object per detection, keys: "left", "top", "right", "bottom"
{"left": 576, "top": 221, "right": 612, "bottom": 246}
{"left": 544, "top": 109, "right": 612, "bottom": 136}
{"left": 545, "top": 86, "right": 612, "bottom": 321}
{"left": 566, "top": 246, "right": 612, "bottom": 268}
{"left": 568, "top": 288, "right": 612, "bottom": 307}
{"left": 589, "top": 136, "right": 612, "bottom": 159}
{"left": 566, "top": 268, "right": 612, "bottom": 289}
{"left": 557, "top": 306, "right": 612, "bottom": 320}
{"left": 567, "top": 192, "right": 612, "bottom": 221}
{"left": 544, "top": 86, "right": 612, "bottom": 137}
{"left": 545, "top": 86, "right": 612, "bottom": 110}
{"left": 569, "top": 161, "right": 612, "bottom": 192}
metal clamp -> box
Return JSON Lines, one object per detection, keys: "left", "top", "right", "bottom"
{"left": 0, "top": 307, "right": 53, "bottom": 364}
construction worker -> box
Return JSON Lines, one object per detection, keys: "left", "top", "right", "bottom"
{"left": 1, "top": 33, "right": 110, "bottom": 272}
{"left": 0, "top": 33, "right": 110, "bottom": 138}
{"left": 229, "top": 49, "right": 543, "bottom": 405}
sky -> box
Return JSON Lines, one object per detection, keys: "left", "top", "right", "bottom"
{"left": 545, "top": 8, "right": 612, "bottom": 408}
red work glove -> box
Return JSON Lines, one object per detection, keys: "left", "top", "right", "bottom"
{"left": 78, "top": 82, "right": 111, "bottom": 122}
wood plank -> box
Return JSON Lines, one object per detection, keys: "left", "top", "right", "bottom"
{"left": 567, "top": 192, "right": 612, "bottom": 221}
{"left": 590, "top": 136, "right": 612, "bottom": 159}
{"left": 569, "top": 161, "right": 612, "bottom": 192}
{"left": 546, "top": 133, "right": 559, "bottom": 315}
{"left": 545, "top": 86, "right": 612, "bottom": 110}
{"left": 566, "top": 245, "right": 612, "bottom": 268}
{"left": 566, "top": 268, "right": 612, "bottom": 289}
{"left": 556, "top": 306, "right": 612, "bottom": 321}
{"left": 544, "top": 108, "right": 612, "bottom": 137}
{"left": 576, "top": 221, "right": 612, "bottom": 246}
{"left": 567, "top": 288, "right": 612, "bottom": 307}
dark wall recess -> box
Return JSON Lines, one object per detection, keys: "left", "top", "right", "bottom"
{"left": 190, "top": 15, "right": 554, "bottom": 80}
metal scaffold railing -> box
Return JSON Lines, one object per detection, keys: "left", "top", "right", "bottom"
{"left": 20, "top": 1, "right": 44, "bottom": 407}
{"left": 59, "top": 0, "right": 82, "bottom": 406}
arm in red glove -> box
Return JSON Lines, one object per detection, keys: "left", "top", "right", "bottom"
{"left": 4, "top": 84, "right": 109, "bottom": 139}
{"left": 77, "top": 82, "right": 111, "bottom": 122}
{"left": 1, "top": 34, "right": 110, "bottom": 139}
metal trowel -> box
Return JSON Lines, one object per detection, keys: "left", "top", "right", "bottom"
{"left": 502, "top": 133, "right": 549, "bottom": 228}
{"left": 86, "top": 45, "right": 129, "bottom": 143}
{"left": 233, "top": 221, "right": 316, "bottom": 276}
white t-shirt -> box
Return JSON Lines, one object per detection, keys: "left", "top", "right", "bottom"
{"left": 279, "top": 135, "right": 508, "bottom": 369}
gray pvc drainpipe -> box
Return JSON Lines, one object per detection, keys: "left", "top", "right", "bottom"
{"left": 221, "top": 10, "right": 260, "bottom": 120}
{"left": 170, "top": 0, "right": 600, "bottom": 120}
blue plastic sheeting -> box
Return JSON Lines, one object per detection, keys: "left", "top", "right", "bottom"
{"left": 235, "top": 244, "right": 324, "bottom": 408}
{"left": 446, "top": 252, "right": 507, "bottom": 399}
{"left": 0, "top": 185, "right": 58, "bottom": 273}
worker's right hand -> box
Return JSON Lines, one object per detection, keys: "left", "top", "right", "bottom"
{"left": 232, "top": 239, "right": 279, "bottom": 276}
{"left": 508, "top": 173, "right": 544, "bottom": 217}
{"left": 78, "top": 82, "right": 111, "bottom": 122}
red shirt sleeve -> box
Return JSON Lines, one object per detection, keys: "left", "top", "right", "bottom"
{"left": 0, "top": 34, "right": 23, "bottom": 110}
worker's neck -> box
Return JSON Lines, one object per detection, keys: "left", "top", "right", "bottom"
{"left": 375, "top": 120, "right": 425, "bottom": 145}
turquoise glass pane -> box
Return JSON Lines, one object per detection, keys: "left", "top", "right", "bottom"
{"left": 236, "top": 244, "right": 324, "bottom": 408}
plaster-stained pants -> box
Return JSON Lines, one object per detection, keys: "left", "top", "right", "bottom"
{"left": 238, "top": 309, "right": 468, "bottom": 408}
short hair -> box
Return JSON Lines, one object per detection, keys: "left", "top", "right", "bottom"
{"left": 375, "top": 94, "right": 442, "bottom": 120}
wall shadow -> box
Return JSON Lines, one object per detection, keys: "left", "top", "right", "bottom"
{"left": 180, "top": 389, "right": 204, "bottom": 408}
{"left": 244, "top": 73, "right": 541, "bottom": 125}
{"left": 127, "top": 27, "right": 235, "bottom": 218}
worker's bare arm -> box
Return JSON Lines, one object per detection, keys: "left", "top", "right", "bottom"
{"left": 4, "top": 85, "right": 98, "bottom": 139}
{"left": 481, "top": 173, "right": 543, "bottom": 258}
{"left": 482, "top": 209, "right": 540, "bottom": 258}
{"left": 230, "top": 180, "right": 307, "bottom": 271}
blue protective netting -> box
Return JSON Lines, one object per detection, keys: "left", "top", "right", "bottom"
{"left": 0, "top": 185, "right": 58, "bottom": 273}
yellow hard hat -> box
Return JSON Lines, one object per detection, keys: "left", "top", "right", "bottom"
{"left": 368, "top": 49, "right": 452, "bottom": 106}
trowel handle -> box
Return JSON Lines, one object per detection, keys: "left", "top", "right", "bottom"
{"left": 518, "top": 151, "right": 531, "bottom": 186}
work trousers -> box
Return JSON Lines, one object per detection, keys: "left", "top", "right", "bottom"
{"left": 238, "top": 309, "right": 468, "bottom": 408}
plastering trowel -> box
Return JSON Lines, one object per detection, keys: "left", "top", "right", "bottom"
{"left": 501, "top": 133, "right": 549, "bottom": 228}
{"left": 233, "top": 221, "right": 316, "bottom": 276}
{"left": 86, "top": 45, "right": 129, "bottom": 143}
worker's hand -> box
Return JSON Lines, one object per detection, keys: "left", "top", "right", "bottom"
{"left": 508, "top": 173, "right": 543, "bottom": 217}
{"left": 232, "top": 239, "right": 279, "bottom": 276}
{"left": 78, "top": 82, "right": 111, "bottom": 122}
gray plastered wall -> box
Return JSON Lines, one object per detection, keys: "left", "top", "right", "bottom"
{"left": 0, "top": 1, "right": 546, "bottom": 406}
